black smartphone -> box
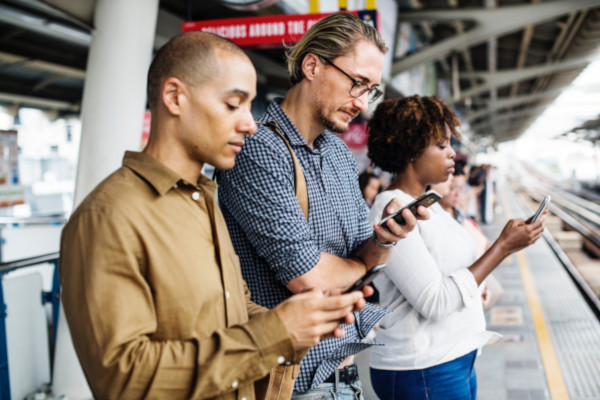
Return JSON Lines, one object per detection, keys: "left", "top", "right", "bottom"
{"left": 526, "top": 195, "right": 551, "bottom": 224}
{"left": 343, "top": 264, "right": 386, "bottom": 294}
{"left": 379, "top": 190, "right": 442, "bottom": 230}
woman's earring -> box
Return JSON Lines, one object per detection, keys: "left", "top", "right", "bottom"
{"left": 410, "top": 158, "right": 414, "bottom": 162}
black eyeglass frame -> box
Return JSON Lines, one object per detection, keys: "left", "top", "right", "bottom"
{"left": 320, "top": 56, "right": 383, "bottom": 103}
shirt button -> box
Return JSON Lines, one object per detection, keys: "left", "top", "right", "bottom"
{"left": 277, "top": 355, "right": 285, "bottom": 364}
{"left": 231, "top": 380, "right": 238, "bottom": 388}
{"left": 226, "top": 291, "right": 230, "bottom": 299}
{"left": 192, "top": 192, "right": 200, "bottom": 200}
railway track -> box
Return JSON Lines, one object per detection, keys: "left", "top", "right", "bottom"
{"left": 507, "top": 161, "right": 600, "bottom": 319}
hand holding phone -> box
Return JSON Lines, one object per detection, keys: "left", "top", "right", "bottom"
{"left": 379, "top": 190, "right": 441, "bottom": 231}
{"left": 343, "top": 264, "right": 386, "bottom": 294}
{"left": 526, "top": 195, "right": 550, "bottom": 224}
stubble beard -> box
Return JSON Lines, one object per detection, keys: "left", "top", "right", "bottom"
{"left": 313, "top": 89, "right": 352, "bottom": 134}
{"left": 318, "top": 109, "right": 350, "bottom": 134}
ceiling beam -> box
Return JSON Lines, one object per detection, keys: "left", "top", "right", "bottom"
{"left": 0, "top": 3, "right": 92, "bottom": 46}
{"left": 462, "top": 87, "right": 567, "bottom": 122}
{"left": 0, "top": 51, "right": 86, "bottom": 79}
{"left": 0, "top": 92, "right": 79, "bottom": 111}
{"left": 456, "top": 54, "right": 598, "bottom": 100}
{"left": 392, "top": 0, "right": 599, "bottom": 75}
{"left": 487, "top": 104, "right": 549, "bottom": 123}
{"left": 466, "top": 109, "right": 547, "bottom": 141}
{"left": 39, "top": 0, "right": 95, "bottom": 26}
{"left": 470, "top": 113, "right": 536, "bottom": 131}
{"left": 509, "top": 0, "right": 543, "bottom": 98}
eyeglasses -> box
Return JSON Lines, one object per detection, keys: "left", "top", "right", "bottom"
{"left": 320, "top": 56, "right": 383, "bottom": 103}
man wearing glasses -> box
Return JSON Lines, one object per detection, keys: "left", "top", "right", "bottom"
{"left": 218, "top": 12, "right": 426, "bottom": 399}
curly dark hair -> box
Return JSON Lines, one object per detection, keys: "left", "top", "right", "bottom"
{"left": 367, "top": 95, "right": 461, "bottom": 174}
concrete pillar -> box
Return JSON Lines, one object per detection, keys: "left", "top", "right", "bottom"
{"left": 73, "top": 0, "right": 159, "bottom": 206}
{"left": 53, "top": 0, "right": 159, "bottom": 397}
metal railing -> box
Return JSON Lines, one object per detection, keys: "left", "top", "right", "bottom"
{"left": 0, "top": 252, "right": 60, "bottom": 400}
{"left": 0, "top": 215, "right": 65, "bottom": 264}
{"left": 0, "top": 216, "right": 66, "bottom": 227}
{"left": 511, "top": 163, "right": 600, "bottom": 320}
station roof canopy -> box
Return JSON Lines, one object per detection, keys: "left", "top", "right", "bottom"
{"left": 0, "top": 0, "right": 599, "bottom": 145}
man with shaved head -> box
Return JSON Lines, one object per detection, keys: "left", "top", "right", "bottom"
{"left": 59, "top": 31, "right": 368, "bottom": 400}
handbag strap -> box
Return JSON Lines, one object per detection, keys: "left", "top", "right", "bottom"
{"left": 258, "top": 120, "right": 309, "bottom": 221}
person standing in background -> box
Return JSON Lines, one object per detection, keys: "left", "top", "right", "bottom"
{"left": 432, "top": 172, "right": 504, "bottom": 311}
{"left": 359, "top": 169, "right": 383, "bottom": 208}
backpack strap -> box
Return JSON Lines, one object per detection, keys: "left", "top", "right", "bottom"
{"left": 258, "top": 120, "right": 309, "bottom": 221}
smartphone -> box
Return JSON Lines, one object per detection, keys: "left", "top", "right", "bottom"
{"left": 343, "top": 264, "right": 386, "bottom": 294}
{"left": 526, "top": 195, "right": 551, "bottom": 224}
{"left": 379, "top": 190, "right": 442, "bottom": 230}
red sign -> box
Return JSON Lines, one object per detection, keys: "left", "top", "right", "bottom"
{"left": 341, "top": 118, "right": 369, "bottom": 149}
{"left": 141, "top": 110, "right": 151, "bottom": 149}
{"left": 182, "top": 10, "right": 378, "bottom": 48}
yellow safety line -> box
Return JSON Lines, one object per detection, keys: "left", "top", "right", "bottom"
{"left": 500, "top": 188, "right": 570, "bottom": 400}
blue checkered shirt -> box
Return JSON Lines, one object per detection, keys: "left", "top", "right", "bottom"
{"left": 217, "top": 98, "right": 388, "bottom": 392}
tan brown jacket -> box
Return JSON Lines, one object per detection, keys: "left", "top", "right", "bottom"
{"left": 60, "top": 152, "right": 299, "bottom": 399}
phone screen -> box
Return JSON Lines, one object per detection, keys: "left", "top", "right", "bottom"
{"left": 343, "top": 264, "right": 386, "bottom": 294}
{"left": 526, "top": 195, "right": 550, "bottom": 224}
{"left": 379, "top": 190, "right": 441, "bottom": 230}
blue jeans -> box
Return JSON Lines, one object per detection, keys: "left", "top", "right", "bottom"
{"left": 291, "top": 380, "right": 364, "bottom": 400}
{"left": 370, "top": 351, "right": 478, "bottom": 400}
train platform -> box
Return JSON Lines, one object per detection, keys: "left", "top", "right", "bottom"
{"left": 355, "top": 179, "right": 600, "bottom": 400}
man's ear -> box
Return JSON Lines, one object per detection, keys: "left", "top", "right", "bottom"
{"left": 301, "top": 52, "right": 321, "bottom": 82}
{"left": 162, "top": 77, "right": 185, "bottom": 116}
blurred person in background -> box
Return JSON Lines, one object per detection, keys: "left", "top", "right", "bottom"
{"left": 432, "top": 173, "right": 503, "bottom": 311}
{"left": 359, "top": 169, "right": 383, "bottom": 208}
{"left": 359, "top": 169, "right": 384, "bottom": 305}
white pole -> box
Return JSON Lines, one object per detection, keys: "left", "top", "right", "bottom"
{"left": 73, "top": 0, "right": 159, "bottom": 206}
{"left": 53, "top": 0, "right": 159, "bottom": 397}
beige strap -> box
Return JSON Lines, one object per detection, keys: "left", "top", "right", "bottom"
{"left": 258, "top": 121, "right": 309, "bottom": 221}
{"left": 255, "top": 364, "right": 300, "bottom": 400}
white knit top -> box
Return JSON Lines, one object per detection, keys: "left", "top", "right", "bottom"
{"left": 369, "top": 189, "right": 500, "bottom": 370}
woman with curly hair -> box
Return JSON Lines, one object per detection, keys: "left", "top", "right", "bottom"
{"left": 366, "top": 95, "right": 546, "bottom": 399}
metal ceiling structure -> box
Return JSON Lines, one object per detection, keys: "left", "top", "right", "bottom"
{"left": 560, "top": 115, "right": 600, "bottom": 145}
{"left": 0, "top": 0, "right": 599, "bottom": 145}
{"left": 394, "top": 0, "right": 600, "bottom": 144}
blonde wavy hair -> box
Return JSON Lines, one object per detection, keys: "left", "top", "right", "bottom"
{"left": 285, "top": 12, "right": 388, "bottom": 85}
